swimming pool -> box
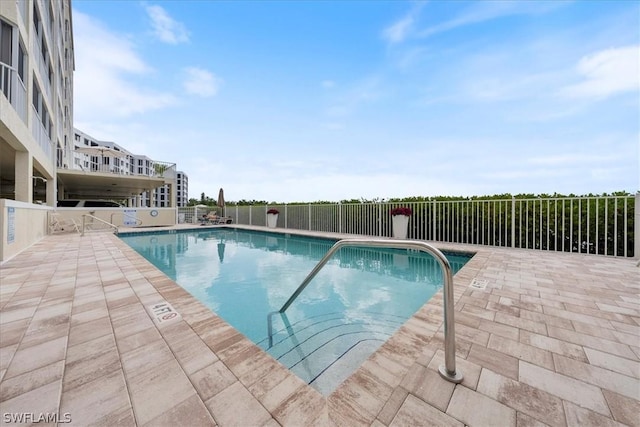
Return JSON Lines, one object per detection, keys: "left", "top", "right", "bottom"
{"left": 120, "top": 228, "right": 471, "bottom": 394}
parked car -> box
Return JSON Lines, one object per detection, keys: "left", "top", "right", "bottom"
{"left": 57, "top": 199, "right": 123, "bottom": 208}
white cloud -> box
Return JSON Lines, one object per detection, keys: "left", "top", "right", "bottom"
{"left": 72, "top": 11, "right": 177, "bottom": 122}
{"left": 145, "top": 4, "right": 189, "bottom": 44}
{"left": 183, "top": 67, "right": 222, "bottom": 97}
{"left": 383, "top": 15, "right": 415, "bottom": 44}
{"left": 382, "top": 3, "right": 425, "bottom": 44}
{"left": 528, "top": 153, "right": 620, "bottom": 166}
{"left": 417, "top": 1, "right": 566, "bottom": 38}
{"left": 561, "top": 45, "right": 640, "bottom": 99}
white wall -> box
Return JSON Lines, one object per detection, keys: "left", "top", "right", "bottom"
{"left": 0, "top": 199, "right": 51, "bottom": 263}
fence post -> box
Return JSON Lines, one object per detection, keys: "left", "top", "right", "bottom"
{"left": 285, "top": 204, "right": 288, "bottom": 229}
{"left": 432, "top": 201, "right": 437, "bottom": 241}
{"left": 308, "top": 204, "right": 312, "bottom": 231}
{"left": 511, "top": 196, "right": 516, "bottom": 248}
{"left": 249, "top": 205, "right": 252, "bottom": 225}
{"left": 378, "top": 203, "right": 382, "bottom": 237}
{"left": 635, "top": 192, "right": 639, "bottom": 261}
{"left": 338, "top": 202, "right": 342, "bottom": 234}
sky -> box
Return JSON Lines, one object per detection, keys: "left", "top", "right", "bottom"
{"left": 71, "top": 1, "right": 639, "bottom": 203}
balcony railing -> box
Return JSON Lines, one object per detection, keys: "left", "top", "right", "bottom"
{"left": 31, "top": 31, "right": 52, "bottom": 101}
{"left": 222, "top": 194, "right": 638, "bottom": 258}
{"left": 0, "top": 61, "right": 28, "bottom": 123}
{"left": 31, "top": 105, "right": 54, "bottom": 164}
{"left": 153, "top": 161, "right": 177, "bottom": 179}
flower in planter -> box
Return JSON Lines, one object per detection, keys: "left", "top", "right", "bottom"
{"left": 267, "top": 208, "right": 279, "bottom": 215}
{"left": 390, "top": 207, "right": 412, "bottom": 216}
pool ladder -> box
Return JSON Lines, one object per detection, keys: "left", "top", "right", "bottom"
{"left": 275, "top": 238, "right": 463, "bottom": 384}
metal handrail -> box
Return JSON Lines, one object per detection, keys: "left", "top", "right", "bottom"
{"left": 81, "top": 214, "right": 119, "bottom": 236}
{"left": 278, "top": 238, "right": 463, "bottom": 383}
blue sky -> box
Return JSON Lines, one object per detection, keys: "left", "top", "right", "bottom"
{"left": 71, "top": 1, "right": 639, "bottom": 203}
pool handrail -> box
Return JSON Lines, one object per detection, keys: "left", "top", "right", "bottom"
{"left": 81, "top": 214, "right": 119, "bottom": 236}
{"left": 278, "top": 238, "right": 463, "bottom": 384}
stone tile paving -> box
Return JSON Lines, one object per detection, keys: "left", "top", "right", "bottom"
{"left": 0, "top": 226, "right": 638, "bottom": 426}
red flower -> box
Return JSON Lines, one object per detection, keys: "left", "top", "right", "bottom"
{"left": 390, "top": 207, "right": 412, "bottom": 216}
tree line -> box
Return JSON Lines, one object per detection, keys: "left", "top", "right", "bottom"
{"left": 188, "top": 191, "right": 635, "bottom": 206}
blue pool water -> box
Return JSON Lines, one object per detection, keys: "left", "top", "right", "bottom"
{"left": 119, "top": 228, "right": 471, "bottom": 394}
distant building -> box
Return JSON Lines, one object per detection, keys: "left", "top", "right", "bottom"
{"left": 176, "top": 171, "right": 188, "bottom": 207}
{"left": 72, "top": 129, "right": 133, "bottom": 174}
{"left": 142, "top": 171, "right": 188, "bottom": 208}
{"left": 71, "top": 128, "right": 184, "bottom": 208}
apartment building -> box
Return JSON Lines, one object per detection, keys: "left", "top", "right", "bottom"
{"left": 1, "top": 0, "right": 74, "bottom": 204}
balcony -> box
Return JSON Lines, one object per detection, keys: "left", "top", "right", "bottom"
{"left": 31, "top": 105, "right": 54, "bottom": 164}
{"left": 31, "top": 32, "right": 52, "bottom": 102}
{"left": 0, "top": 61, "right": 28, "bottom": 123}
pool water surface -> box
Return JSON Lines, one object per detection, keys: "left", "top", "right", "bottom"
{"left": 119, "top": 228, "right": 471, "bottom": 394}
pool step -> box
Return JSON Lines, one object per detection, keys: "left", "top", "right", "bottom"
{"left": 262, "top": 312, "right": 403, "bottom": 394}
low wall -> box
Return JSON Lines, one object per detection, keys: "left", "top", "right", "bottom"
{"left": 0, "top": 199, "right": 51, "bottom": 263}
{"left": 55, "top": 207, "right": 177, "bottom": 228}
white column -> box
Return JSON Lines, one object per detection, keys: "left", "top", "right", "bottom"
{"left": 57, "top": 180, "right": 64, "bottom": 203}
{"left": 46, "top": 177, "right": 56, "bottom": 207}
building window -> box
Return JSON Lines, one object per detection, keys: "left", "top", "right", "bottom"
{"left": 1, "top": 20, "right": 14, "bottom": 99}
{"left": 17, "top": 40, "right": 26, "bottom": 83}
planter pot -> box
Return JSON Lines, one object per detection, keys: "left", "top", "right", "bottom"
{"left": 266, "top": 236, "right": 278, "bottom": 247}
{"left": 267, "top": 213, "right": 278, "bottom": 228}
{"left": 392, "top": 215, "right": 409, "bottom": 239}
{"left": 393, "top": 253, "right": 409, "bottom": 269}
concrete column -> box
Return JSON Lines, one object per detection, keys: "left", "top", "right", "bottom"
{"left": 170, "top": 183, "right": 177, "bottom": 224}
{"left": 46, "top": 178, "right": 56, "bottom": 207}
{"left": 15, "top": 152, "right": 32, "bottom": 202}
{"left": 57, "top": 180, "right": 64, "bottom": 202}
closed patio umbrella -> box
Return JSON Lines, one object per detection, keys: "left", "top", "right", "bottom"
{"left": 217, "top": 188, "right": 225, "bottom": 216}
{"left": 217, "top": 241, "right": 226, "bottom": 263}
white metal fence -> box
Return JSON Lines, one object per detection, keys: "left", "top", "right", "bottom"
{"left": 217, "top": 194, "right": 637, "bottom": 258}
{"left": 177, "top": 206, "right": 213, "bottom": 224}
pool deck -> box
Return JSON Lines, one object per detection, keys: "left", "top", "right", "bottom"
{"left": 1, "top": 224, "right": 638, "bottom": 426}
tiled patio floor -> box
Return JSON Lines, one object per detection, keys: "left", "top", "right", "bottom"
{"left": 1, "top": 225, "right": 638, "bottom": 426}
